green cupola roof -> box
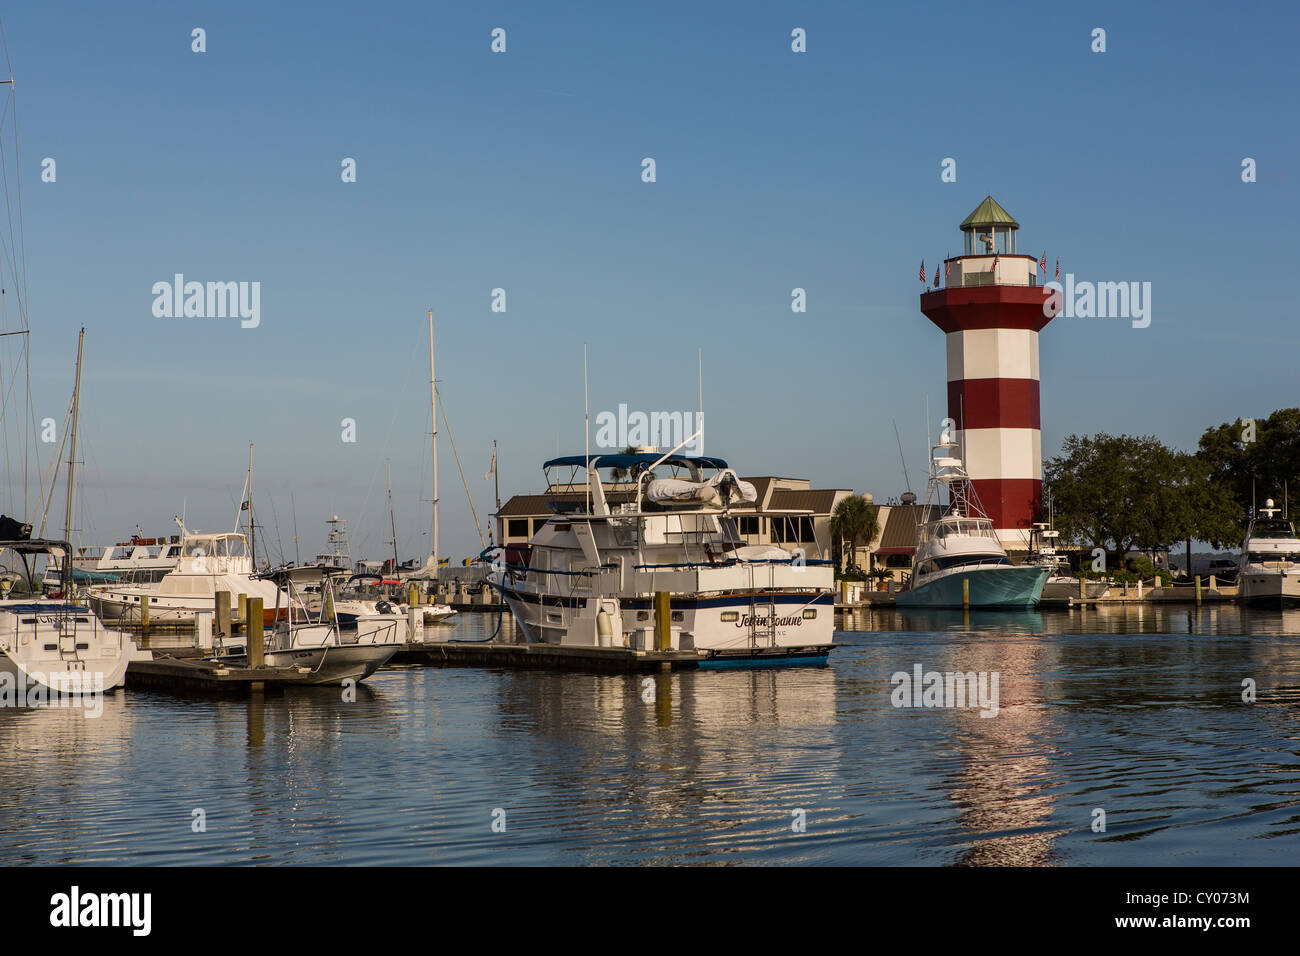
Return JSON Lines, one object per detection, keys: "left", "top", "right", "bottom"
{"left": 959, "top": 196, "right": 1019, "bottom": 231}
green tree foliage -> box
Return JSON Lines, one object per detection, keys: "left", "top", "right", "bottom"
{"left": 830, "top": 495, "right": 879, "bottom": 571}
{"left": 1045, "top": 433, "right": 1241, "bottom": 561}
{"left": 1196, "top": 408, "right": 1300, "bottom": 526}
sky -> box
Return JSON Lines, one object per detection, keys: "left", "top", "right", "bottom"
{"left": 0, "top": 0, "right": 1296, "bottom": 562}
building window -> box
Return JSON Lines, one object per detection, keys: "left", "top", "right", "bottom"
{"left": 772, "top": 516, "right": 815, "bottom": 544}
{"left": 532, "top": 518, "right": 549, "bottom": 535}
{"left": 738, "top": 516, "right": 761, "bottom": 536}
{"left": 508, "top": 519, "right": 529, "bottom": 538}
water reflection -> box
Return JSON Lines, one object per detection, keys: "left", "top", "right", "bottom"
{"left": 839, "top": 603, "right": 1300, "bottom": 636}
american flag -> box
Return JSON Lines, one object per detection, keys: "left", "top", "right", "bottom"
{"left": 944, "top": 259, "right": 951, "bottom": 280}
{"left": 919, "top": 260, "right": 925, "bottom": 283}
{"left": 991, "top": 253, "right": 999, "bottom": 276}
{"left": 933, "top": 264, "right": 939, "bottom": 288}
{"left": 1055, "top": 258, "right": 1060, "bottom": 280}
{"left": 1040, "top": 252, "right": 1047, "bottom": 273}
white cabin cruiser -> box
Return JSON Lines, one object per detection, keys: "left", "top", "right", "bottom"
{"left": 896, "top": 443, "right": 1050, "bottom": 608}
{"left": 486, "top": 451, "right": 834, "bottom": 666}
{"left": 71, "top": 533, "right": 183, "bottom": 585}
{"left": 1, "top": 539, "right": 149, "bottom": 698}
{"left": 1237, "top": 499, "right": 1300, "bottom": 607}
{"left": 87, "top": 522, "right": 283, "bottom": 626}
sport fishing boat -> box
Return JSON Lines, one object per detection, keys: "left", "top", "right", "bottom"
{"left": 87, "top": 521, "right": 283, "bottom": 626}
{"left": 896, "top": 442, "right": 1050, "bottom": 608}
{"left": 1, "top": 538, "right": 150, "bottom": 696}
{"left": 485, "top": 449, "right": 834, "bottom": 666}
{"left": 1237, "top": 499, "right": 1300, "bottom": 607}
{"left": 243, "top": 566, "right": 402, "bottom": 684}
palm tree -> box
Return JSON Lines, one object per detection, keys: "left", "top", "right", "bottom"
{"left": 609, "top": 446, "right": 639, "bottom": 483}
{"left": 830, "top": 495, "right": 879, "bottom": 572}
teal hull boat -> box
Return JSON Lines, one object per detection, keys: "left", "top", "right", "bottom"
{"left": 895, "top": 563, "right": 1051, "bottom": 609}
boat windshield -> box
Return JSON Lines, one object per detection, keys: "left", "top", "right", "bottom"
{"left": 921, "top": 517, "right": 998, "bottom": 543}
{"left": 1249, "top": 519, "right": 1298, "bottom": 539}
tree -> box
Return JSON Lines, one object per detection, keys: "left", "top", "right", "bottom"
{"left": 1197, "top": 408, "right": 1300, "bottom": 531}
{"left": 830, "top": 495, "right": 879, "bottom": 571}
{"left": 1045, "top": 433, "right": 1240, "bottom": 566}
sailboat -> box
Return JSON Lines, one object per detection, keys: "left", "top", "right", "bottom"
{"left": 2, "top": 331, "right": 150, "bottom": 694}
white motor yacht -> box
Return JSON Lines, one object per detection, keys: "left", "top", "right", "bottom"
{"left": 1237, "top": 499, "right": 1300, "bottom": 607}
{"left": 87, "top": 520, "right": 283, "bottom": 626}
{"left": 485, "top": 449, "right": 834, "bottom": 666}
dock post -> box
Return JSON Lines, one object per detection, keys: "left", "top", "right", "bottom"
{"left": 1209, "top": 574, "right": 1216, "bottom": 591}
{"left": 215, "top": 591, "right": 232, "bottom": 646}
{"left": 1195, "top": 574, "right": 1202, "bottom": 606}
{"left": 654, "top": 591, "right": 671, "bottom": 651}
{"left": 247, "top": 597, "right": 264, "bottom": 667}
{"left": 1080, "top": 574, "right": 1086, "bottom": 600}
{"left": 409, "top": 583, "right": 419, "bottom": 607}
{"left": 962, "top": 578, "right": 969, "bottom": 609}
{"left": 237, "top": 592, "right": 247, "bottom": 626}
{"left": 1137, "top": 579, "right": 1143, "bottom": 600}
{"left": 141, "top": 594, "right": 150, "bottom": 633}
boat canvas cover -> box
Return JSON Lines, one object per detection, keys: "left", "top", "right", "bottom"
{"left": 646, "top": 469, "right": 758, "bottom": 508}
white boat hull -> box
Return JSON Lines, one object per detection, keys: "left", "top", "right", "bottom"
{"left": 1238, "top": 570, "right": 1300, "bottom": 606}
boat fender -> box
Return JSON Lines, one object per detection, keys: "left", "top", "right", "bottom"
{"left": 596, "top": 607, "right": 613, "bottom": 646}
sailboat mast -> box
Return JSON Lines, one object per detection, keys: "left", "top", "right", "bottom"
{"left": 248, "top": 442, "right": 255, "bottom": 568}
{"left": 388, "top": 461, "right": 398, "bottom": 576}
{"left": 428, "top": 310, "right": 438, "bottom": 574}
{"left": 63, "top": 327, "right": 85, "bottom": 551}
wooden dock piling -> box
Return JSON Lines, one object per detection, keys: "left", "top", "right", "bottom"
{"left": 247, "top": 597, "right": 264, "bottom": 667}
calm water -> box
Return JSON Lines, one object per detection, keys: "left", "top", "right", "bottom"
{"left": 3, "top": 607, "right": 1299, "bottom": 866}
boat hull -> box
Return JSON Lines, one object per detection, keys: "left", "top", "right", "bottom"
{"left": 896, "top": 564, "right": 1050, "bottom": 608}
{"left": 1237, "top": 571, "right": 1300, "bottom": 607}
{"left": 500, "top": 584, "right": 834, "bottom": 662}
{"left": 262, "top": 643, "right": 398, "bottom": 685}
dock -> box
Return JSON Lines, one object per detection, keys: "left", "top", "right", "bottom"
{"left": 126, "top": 655, "right": 324, "bottom": 694}
{"left": 392, "top": 640, "right": 829, "bottom": 672}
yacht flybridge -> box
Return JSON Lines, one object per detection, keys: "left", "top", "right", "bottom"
{"left": 896, "top": 442, "right": 1050, "bottom": 608}
{"left": 1237, "top": 499, "right": 1300, "bottom": 607}
{"left": 486, "top": 450, "right": 835, "bottom": 666}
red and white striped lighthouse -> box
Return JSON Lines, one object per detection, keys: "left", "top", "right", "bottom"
{"left": 920, "top": 197, "right": 1054, "bottom": 550}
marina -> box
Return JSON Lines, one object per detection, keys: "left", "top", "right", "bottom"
{"left": 5, "top": 607, "right": 1300, "bottom": 867}
{"left": 0, "top": 7, "right": 1292, "bottom": 928}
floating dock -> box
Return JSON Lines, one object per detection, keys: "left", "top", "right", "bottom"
{"left": 125, "top": 655, "right": 325, "bottom": 694}
{"left": 392, "top": 641, "right": 830, "bottom": 673}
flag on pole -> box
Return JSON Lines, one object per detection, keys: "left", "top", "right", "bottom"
{"left": 944, "top": 258, "right": 951, "bottom": 281}
{"left": 484, "top": 446, "right": 496, "bottom": 480}
{"left": 1039, "top": 252, "right": 1047, "bottom": 273}
{"left": 919, "top": 259, "right": 925, "bottom": 282}
{"left": 991, "top": 253, "right": 999, "bottom": 277}
{"left": 1055, "top": 258, "right": 1060, "bottom": 280}
{"left": 933, "top": 264, "right": 939, "bottom": 288}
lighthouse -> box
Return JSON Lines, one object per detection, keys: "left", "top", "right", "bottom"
{"left": 920, "top": 197, "right": 1054, "bottom": 551}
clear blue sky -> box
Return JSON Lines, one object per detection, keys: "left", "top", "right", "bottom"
{"left": 3, "top": 0, "right": 1296, "bottom": 561}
